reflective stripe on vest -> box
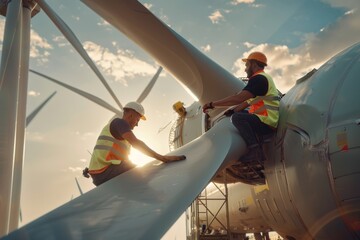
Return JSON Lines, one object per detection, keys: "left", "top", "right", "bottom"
{"left": 88, "top": 123, "right": 131, "bottom": 174}
{"left": 247, "top": 72, "right": 280, "bottom": 128}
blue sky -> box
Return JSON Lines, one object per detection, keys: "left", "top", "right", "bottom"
{"left": 0, "top": 0, "right": 359, "bottom": 239}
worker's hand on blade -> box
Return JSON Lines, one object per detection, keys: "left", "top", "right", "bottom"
{"left": 224, "top": 109, "right": 234, "bottom": 117}
{"left": 162, "top": 155, "right": 186, "bottom": 163}
{"left": 202, "top": 102, "right": 214, "bottom": 113}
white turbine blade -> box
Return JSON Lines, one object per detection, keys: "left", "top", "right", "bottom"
{"left": 81, "top": 0, "right": 244, "bottom": 111}
{"left": 3, "top": 119, "right": 247, "bottom": 239}
{"left": 136, "top": 66, "right": 163, "bottom": 103}
{"left": 75, "top": 177, "right": 83, "bottom": 195}
{"left": 29, "top": 69, "right": 123, "bottom": 116}
{"left": 0, "top": 0, "right": 21, "bottom": 90}
{"left": 26, "top": 91, "right": 57, "bottom": 127}
{"left": 0, "top": 0, "right": 24, "bottom": 235}
{"left": 35, "top": 0, "right": 123, "bottom": 110}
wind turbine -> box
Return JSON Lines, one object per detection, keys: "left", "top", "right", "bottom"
{"left": 76, "top": 0, "right": 360, "bottom": 239}
{"left": 0, "top": 0, "right": 162, "bottom": 236}
{"left": 1, "top": 0, "right": 359, "bottom": 240}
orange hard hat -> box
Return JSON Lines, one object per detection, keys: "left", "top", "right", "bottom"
{"left": 242, "top": 51, "right": 267, "bottom": 66}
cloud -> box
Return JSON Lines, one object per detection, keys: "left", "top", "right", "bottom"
{"left": 201, "top": 44, "right": 211, "bottom": 52}
{"left": 53, "top": 35, "right": 70, "bottom": 47}
{"left": 68, "top": 166, "right": 83, "bottom": 172}
{"left": 97, "top": 19, "right": 113, "bottom": 31}
{"left": 209, "top": 10, "right": 224, "bottom": 24}
{"left": 232, "top": 8, "right": 360, "bottom": 92}
{"left": 28, "top": 90, "right": 41, "bottom": 97}
{"left": 230, "top": 0, "right": 263, "bottom": 7}
{"left": 29, "top": 29, "right": 53, "bottom": 64}
{"left": 143, "top": 3, "right": 153, "bottom": 9}
{"left": 83, "top": 41, "right": 158, "bottom": 86}
{"left": 230, "top": 0, "right": 255, "bottom": 5}
{"left": 0, "top": 18, "right": 52, "bottom": 65}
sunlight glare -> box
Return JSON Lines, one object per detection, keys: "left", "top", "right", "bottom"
{"left": 129, "top": 149, "right": 154, "bottom": 167}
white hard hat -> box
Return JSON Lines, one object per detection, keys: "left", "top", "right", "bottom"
{"left": 124, "top": 102, "right": 146, "bottom": 120}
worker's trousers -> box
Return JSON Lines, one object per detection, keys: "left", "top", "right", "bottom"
{"left": 230, "top": 112, "right": 274, "bottom": 147}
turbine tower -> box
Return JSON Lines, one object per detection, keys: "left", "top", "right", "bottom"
{"left": 0, "top": 1, "right": 38, "bottom": 235}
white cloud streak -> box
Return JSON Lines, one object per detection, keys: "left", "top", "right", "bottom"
{"left": 230, "top": 0, "right": 255, "bottom": 5}
{"left": 230, "top": 0, "right": 263, "bottom": 7}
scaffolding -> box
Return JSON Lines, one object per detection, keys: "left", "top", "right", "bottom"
{"left": 187, "top": 179, "right": 235, "bottom": 240}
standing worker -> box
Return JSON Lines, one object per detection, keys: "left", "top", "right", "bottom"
{"left": 202, "top": 51, "right": 280, "bottom": 159}
{"left": 84, "top": 101, "right": 186, "bottom": 186}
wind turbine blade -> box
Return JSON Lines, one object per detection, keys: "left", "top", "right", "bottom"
{"left": 136, "top": 66, "right": 162, "bottom": 103}
{"left": 75, "top": 177, "right": 83, "bottom": 195}
{"left": 35, "top": 0, "right": 123, "bottom": 110}
{"left": 29, "top": 69, "right": 123, "bottom": 117}
{"left": 3, "top": 119, "right": 248, "bottom": 240}
{"left": 26, "top": 91, "right": 57, "bottom": 127}
{"left": 0, "top": 0, "right": 21, "bottom": 90}
{"left": 81, "top": 0, "right": 244, "bottom": 113}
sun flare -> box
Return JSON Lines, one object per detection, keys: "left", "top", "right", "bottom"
{"left": 129, "top": 149, "right": 154, "bottom": 167}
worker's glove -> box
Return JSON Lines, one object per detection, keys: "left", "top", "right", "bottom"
{"left": 224, "top": 109, "right": 235, "bottom": 117}
{"left": 202, "top": 102, "right": 214, "bottom": 113}
{"left": 83, "top": 167, "right": 90, "bottom": 178}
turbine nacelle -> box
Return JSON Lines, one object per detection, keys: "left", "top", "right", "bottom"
{"left": 170, "top": 42, "right": 360, "bottom": 239}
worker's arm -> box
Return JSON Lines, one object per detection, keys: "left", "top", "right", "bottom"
{"left": 203, "top": 90, "right": 254, "bottom": 112}
{"left": 122, "top": 131, "right": 186, "bottom": 163}
{"left": 223, "top": 101, "right": 250, "bottom": 116}
{"left": 233, "top": 101, "right": 250, "bottom": 112}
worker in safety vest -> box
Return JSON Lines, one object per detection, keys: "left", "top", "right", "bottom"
{"left": 202, "top": 52, "right": 280, "bottom": 158}
{"left": 83, "top": 101, "right": 186, "bottom": 186}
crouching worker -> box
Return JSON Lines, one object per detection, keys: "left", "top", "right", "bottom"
{"left": 83, "top": 101, "right": 186, "bottom": 186}
{"left": 202, "top": 52, "right": 280, "bottom": 162}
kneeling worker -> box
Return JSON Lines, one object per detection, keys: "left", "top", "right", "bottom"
{"left": 83, "top": 101, "right": 186, "bottom": 186}
{"left": 202, "top": 52, "right": 280, "bottom": 160}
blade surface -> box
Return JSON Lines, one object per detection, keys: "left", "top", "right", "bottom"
{"left": 3, "top": 118, "right": 247, "bottom": 240}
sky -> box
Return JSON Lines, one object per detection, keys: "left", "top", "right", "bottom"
{"left": 0, "top": 0, "right": 359, "bottom": 239}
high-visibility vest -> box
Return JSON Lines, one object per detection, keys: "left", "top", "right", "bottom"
{"left": 247, "top": 72, "right": 280, "bottom": 128}
{"left": 88, "top": 123, "right": 131, "bottom": 174}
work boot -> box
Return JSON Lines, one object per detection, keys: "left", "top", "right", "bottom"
{"left": 240, "top": 144, "right": 265, "bottom": 163}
